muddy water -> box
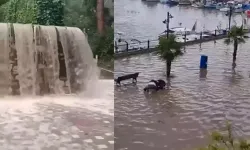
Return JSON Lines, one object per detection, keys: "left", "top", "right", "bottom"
{"left": 114, "top": 39, "right": 250, "bottom": 150}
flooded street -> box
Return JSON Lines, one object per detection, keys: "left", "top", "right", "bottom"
{"left": 115, "top": 0, "right": 250, "bottom": 149}
{"left": 115, "top": 38, "right": 250, "bottom": 149}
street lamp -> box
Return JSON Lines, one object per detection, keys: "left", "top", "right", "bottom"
{"left": 225, "top": 6, "right": 233, "bottom": 31}
{"left": 162, "top": 12, "right": 173, "bottom": 38}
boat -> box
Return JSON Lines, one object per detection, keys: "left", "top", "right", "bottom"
{"left": 144, "top": 0, "right": 160, "bottom": 2}
{"left": 167, "top": 0, "right": 179, "bottom": 5}
{"left": 216, "top": 2, "right": 224, "bottom": 9}
{"left": 160, "top": 0, "right": 179, "bottom": 5}
{"left": 203, "top": 3, "right": 217, "bottom": 9}
{"left": 179, "top": 0, "right": 191, "bottom": 5}
{"left": 192, "top": 2, "right": 203, "bottom": 8}
{"left": 220, "top": 7, "right": 230, "bottom": 12}
{"left": 159, "top": 21, "right": 197, "bottom": 38}
{"left": 159, "top": 0, "right": 168, "bottom": 3}
{"left": 234, "top": 4, "right": 243, "bottom": 13}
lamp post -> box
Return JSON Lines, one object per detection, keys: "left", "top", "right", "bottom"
{"left": 226, "top": 6, "right": 233, "bottom": 31}
{"left": 163, "top": 12, "right": 173, "bottom": 38}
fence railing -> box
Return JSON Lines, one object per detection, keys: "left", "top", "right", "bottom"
{"left": 114, "top": 29, "right": 230, "bottom": 54}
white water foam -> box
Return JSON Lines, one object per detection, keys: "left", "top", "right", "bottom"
{"left": 0, "top": 23, "right": 113, "bottom": 149}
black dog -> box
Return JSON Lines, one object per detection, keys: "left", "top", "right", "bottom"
{"left": 157, "top": 79, "right": 166, "bottom": 89}
{"left": 115, "top": 72, "right": 139, "bottom": 85}
{"left": 143, "top": 79, "right": 166, "bottom": 92}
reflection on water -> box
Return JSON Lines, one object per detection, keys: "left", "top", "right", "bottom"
{"left": 114, "top": 39, "right": 250, "bottom": 150}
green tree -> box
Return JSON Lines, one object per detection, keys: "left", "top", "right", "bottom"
{"left": 157, "top": 34, "right": 182, "bottom": 78}
{"left": 0, "top": 0, "right": 114, "bottom": 61}
{"left": 6, "top": 0, "right": 37, "bottom": 23}
{"left": 197, "top": 123, "right": 250, "bottom": 150}
{"left": 36, "top": 0, "right": 64, "bottom": 26}
{"left": 224, "top": 25, "right": 247, "bottom": 68}
{"left": 0, "top": 0, "right": 8, "bottom": 6}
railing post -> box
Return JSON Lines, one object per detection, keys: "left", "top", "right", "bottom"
{"left": 147, "top": 40, "right": 150, "bottom": 50}
{"left": 214, "top": 30, "right": 217, "bottom": 36}
{"left": 126, "top": 43, "right": 129, "bottom": 52}
{"left": 115, "top": 41, "right": 118, "bottom": 52}
{"left": 200, "top": 32, "right": 202, "bottom": 40}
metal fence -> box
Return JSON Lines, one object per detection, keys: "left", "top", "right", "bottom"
{"left": 114, "top": 29, "right": 229, "bottom": 54}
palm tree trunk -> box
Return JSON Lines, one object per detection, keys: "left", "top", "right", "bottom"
{"left": 96, "top": 0, "right": 104, "bottom": 35}
{"left": 166, "top": 60, "right": 172, "bottom": 78}
{"left": 232, "top": 39, "right": 238, "bottom": 68}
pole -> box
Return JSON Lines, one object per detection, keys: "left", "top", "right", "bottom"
{"left": 97, "top": 0, "right": 105, "bottom": 35}
{"left": 167, "top": 12, "right": 170, "bottom": 38}
{"left": 228, "top": 6, "right": 232, "bottom": 31}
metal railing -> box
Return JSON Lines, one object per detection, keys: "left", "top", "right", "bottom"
{"left": 114, "top": 29, "right": 230, "bottom": 54}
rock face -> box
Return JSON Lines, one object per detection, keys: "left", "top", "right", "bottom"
{"left": 0, "top": 23, "right": 99, "bottom": 96}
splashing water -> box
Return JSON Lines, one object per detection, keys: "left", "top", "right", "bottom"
{"left": 0, "top": 23, "right": 113, "bottom": 149}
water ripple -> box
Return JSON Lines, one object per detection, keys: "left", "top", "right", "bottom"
{"left": 115, "top": 39, "right": 250, "bottom": 149}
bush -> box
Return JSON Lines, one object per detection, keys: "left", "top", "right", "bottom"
{"left": 197, "top": 123, "right": 250, "bottom": 150}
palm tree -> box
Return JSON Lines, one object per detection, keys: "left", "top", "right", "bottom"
{"left": 157, "top": 34, "right": 182, "bottom": 78}
{"left": 224, "top": 25, "right": 247, "bottom": 68}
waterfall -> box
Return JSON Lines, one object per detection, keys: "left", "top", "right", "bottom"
{"left": 0, "top": 23, "right": 99, "bottom": 96}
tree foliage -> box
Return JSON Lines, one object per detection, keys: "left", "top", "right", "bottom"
{"left": 5, "top": 0, "right": 37, "bottom": 23}
{"left": 0, "top": 0, "right": 113, "bottom": 60}
{"left": 157, "top": 34, "right": 182, "bottom": 77}
{"left": 224, "top": 25, "right": 246, "bottom": 45}
{"left": 197, "top": 123, "right": 250, "bottom": 150}
{"left": 36, "top": 0, "right": 64, "bottom": 26}
{"left": 157, "top": 34, "right": 182, "bottom": 61}
{"left": 224, "top": 25, "right": 247, "bottom": 67}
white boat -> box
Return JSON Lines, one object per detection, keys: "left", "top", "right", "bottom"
{"left": 160, "top": 0, "right": 168, "bottom": 3}
{"left": 160, "top": 20, "right": 197, "bottom": 37}
{"left": 220, "top": 7, "right": 230, "bottom": 12}
{"left": 192, "top": 3, "right": 203, "bottom": 8}
{"left": 145, "top": 0, "right": 160, "bottom": 2}
{"left": 179, "top": 0, "right": 191, "bottom": 5}
{"left": 234, "top": 4, "right": 243, "bottom": 13}
{"left": 175, "top": 33, "right": 211, "bottom": 43}
{"left": 169, "top": 27, "right": 194, "bottom": 35}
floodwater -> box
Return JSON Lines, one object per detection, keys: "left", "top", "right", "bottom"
{"left": 114, "top": 0, "right": 245, "bottom": 41}
{"left": 115, "top": 1, "right": 250, "bottom": 149}
{"left": 0, "top": 23, "right": 114, "bottom": 150}
{"left": 0, "top": 79, "right": 114, "bottom": 150}
{"left": 115, "top": 38, "right": 250, "bottom": 150}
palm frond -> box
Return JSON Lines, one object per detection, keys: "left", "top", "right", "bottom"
{"left": 157, "top": 34, "right": 182, "bottom": 61}
{"left": 237, "top": 37, "right": 245, "bottom": 43}
{"left": 225, "top": 25, "right": 247, "bottom": 45}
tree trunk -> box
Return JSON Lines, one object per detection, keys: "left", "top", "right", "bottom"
{"left": 232, "top": 39, "right": 238, "bottom": 68}
{"left": 166, "top": 60, "right": 172, "bottom": 78}
{"left": 97, "top": 0, "right": 104, "bottom": 35}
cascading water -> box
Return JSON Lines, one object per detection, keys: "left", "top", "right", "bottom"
{"left": 0, "top": 23, "right": 113, "bottom": 149}
{"left": 0, "top": 23, "right": 99, "bottom": 96}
